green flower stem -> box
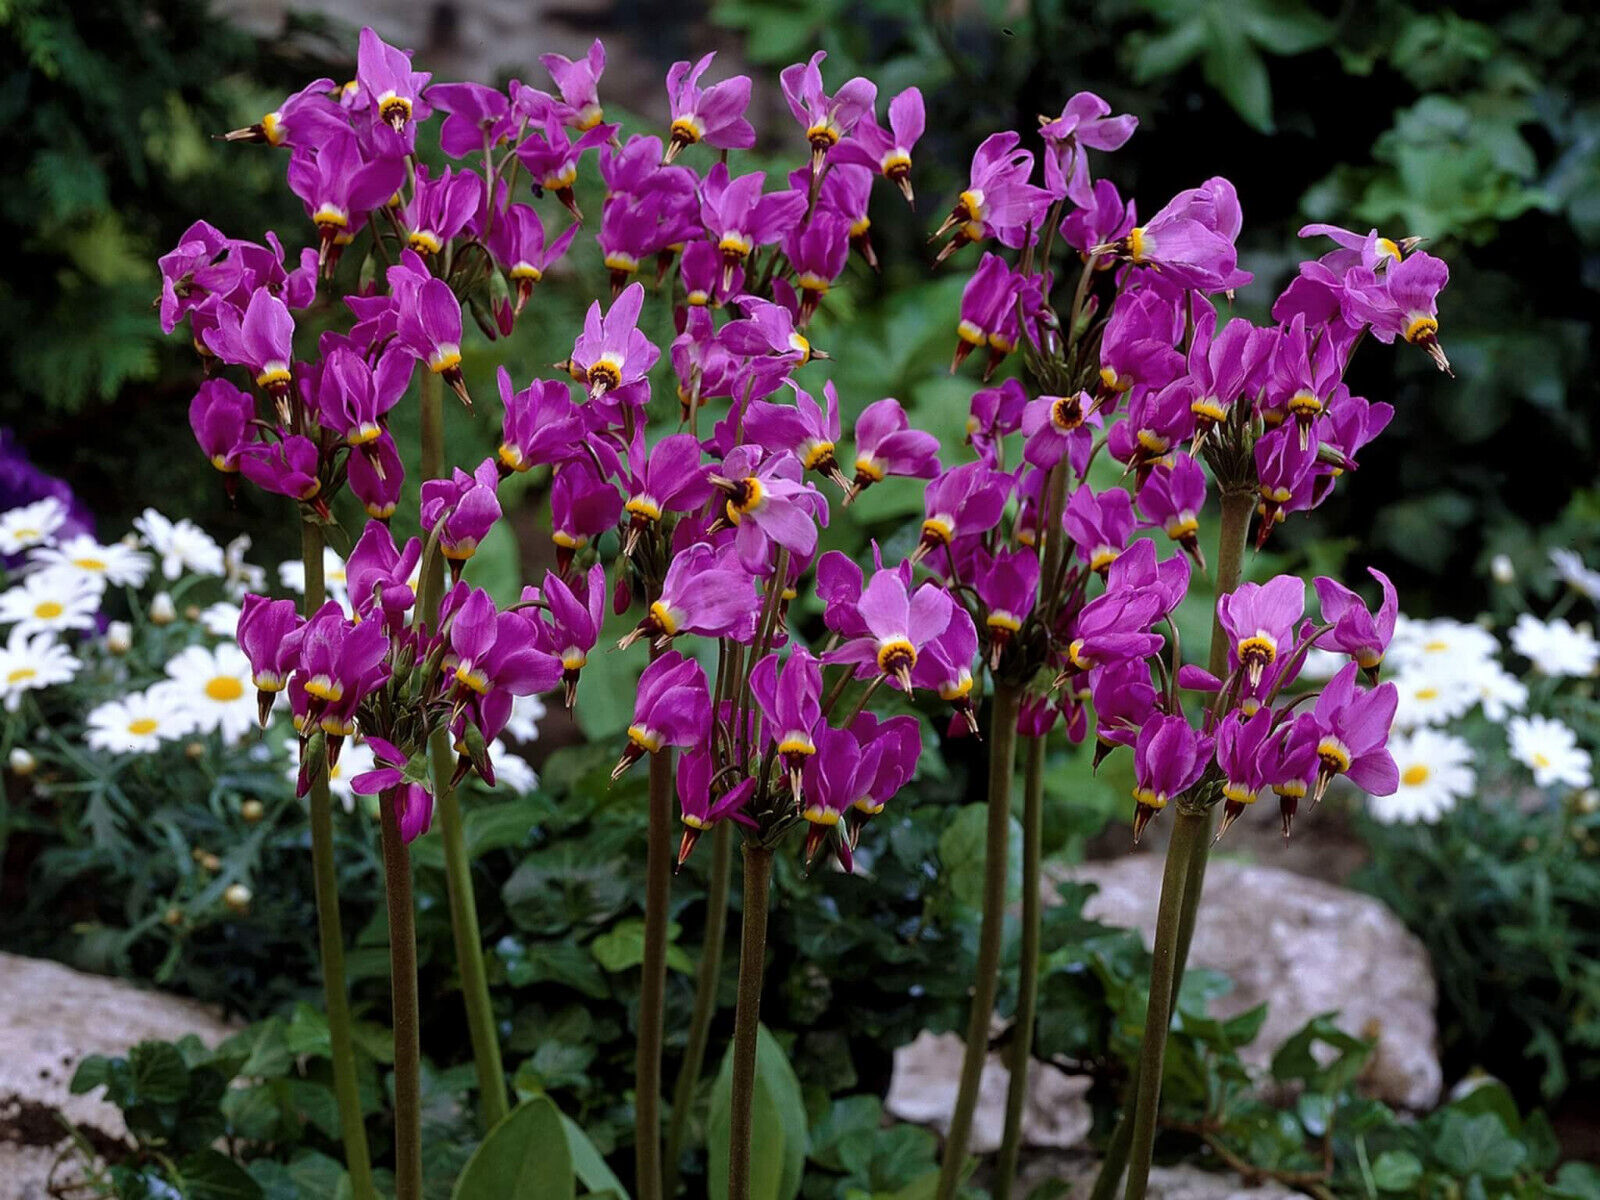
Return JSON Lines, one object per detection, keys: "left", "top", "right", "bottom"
{"left": 300, "top": 518, "right": 377, "bottom": 1200}
{"left": 994, "top": 731, "right": 1047, "bottom": 1200}
{"left": 664, "top": 820, "right": 733, "bottom": 1197}
{"left": 936, "top": 682, "right": 1023, "bottom": 1200}
{"left": 1115, "top": 488, "right": 1255, "bottom": 1200}
{"left": 418, "top": 371, "right": 510, "bottom": 1130}
{"left": 728, "top": 842, "right": 774, "bottom": 1200}
{"left": 378, "top": 787, "right": 423, "bottom": 1200}
{"left": 635, "top": 735, "right": 674, "bottom": 1200}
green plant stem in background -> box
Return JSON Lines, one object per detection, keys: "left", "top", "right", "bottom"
{"left": 664, "top": 820, "right": 733, "bottom": 1197}
{"left": 635, "top": 738, "right": 674, "bottom": 1200}
{"left": 727, "top": 842, "right": 774, "bottom": 1200}
{"left": 994, "top": 732, "right": 1047, "bottom": 1200}
{"left": 1108, "top": 488, "right": 1255, "bottom": 1200}
{"left": 418, "top": 371, "right": 510, "bottom": 1130}
{"left": 378, "top": 788, "right": 424, "bottom": 1200}
{"left": 936, "top": 682, "right": 1023, "bottom": 1200}
{"left": 300, "top": 518, "right": 377, "bottom": 1200}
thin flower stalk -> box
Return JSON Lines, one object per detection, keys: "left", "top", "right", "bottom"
{"left": 727, "top": 843, "right": 774, "bottom": 1200}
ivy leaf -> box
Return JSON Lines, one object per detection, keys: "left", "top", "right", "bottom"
{"left": 452, "top": 1096, "right": 574, "bottom": 1200}
{"left": 1432, "top": 1110, "right": 1526, "bottom": 1180}
{"left": 1371, "top": 1150, "right": 1424, "bottom": 1192}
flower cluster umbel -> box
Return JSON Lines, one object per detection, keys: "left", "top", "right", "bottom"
{"left": 164, "top": 27, "right": 1451, "bottom": 852}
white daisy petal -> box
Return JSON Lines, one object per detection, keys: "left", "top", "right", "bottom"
{"left": 85, "top": 690, "right": 190, "bottom": 754}
{"left": 1508, "top": 614, "right": 1600, "bottom": 678}
{"left": 27, "top": 533, "right": 151, "bottom": 589}
{"left": 0, "top": 569, "right": 101, "bottom": 638}
{"left": 159, "top": 643, "right": 256, "bottom": 742}
{"left": 1507, "top": 715, "right": 1592, "bottom": 791}
{"left": 1371, "top": 728, "right": 1475, "bottom": 824}
{"left": 0, "top": 628, "right": 80, "bottom": 709}
{"left": 0, "top": 498, "right": 68, "bottom": 555}
{"left": 133, "top": 509, "right": 225, "bottom": 581}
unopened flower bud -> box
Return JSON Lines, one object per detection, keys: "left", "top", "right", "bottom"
{"left": 223, "top": 883, "right": 252, "bottom": 914}
{"left": 185, "top": 741, "right": 206, "bottom": 760}
{"left": 9, "top": 748, "right": 36, "bottom": 776}
{"left": 184, "top": 604, "right": 202, "bottom": 622}
{"left": 150, "top": 592, "right": 176, "bottom": 625}
{"left": 163, "top": 906, "right": 184, "bottom": 927}
{"left": 1576, "top": 789, "right": 1599, "bottom": 815}
{"left": 241, "top": 799, "right": 265, "bottom": 823}
{"left": 198, "top": 851, "right": 222, "bottom": 873}
{"left": 1490, "top": 554, "right": 1514, "bottom": 584}
{"left": 106, "top": 620, "right": 133, "bottom": 655}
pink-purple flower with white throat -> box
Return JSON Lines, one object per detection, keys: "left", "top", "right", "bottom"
{"left": 1037, "top": 91, "right": 1137, "bottom": 208}
{"left": 825, "top": 568, "right": 953, "bottom": 695}
{"left": 1306, "top": 661, "right": 1400, "bottom": 806}
{"left": 570, "top": 282, "right": 659, "bottom": 403}
{"left": 780, "top": 50, "right": 877, "bottom": 174}
{"left": 611, "top": 651, "right": 711, "bottom": 782}
{"left": 665, "top": 52, "right": 756, "bottom": 162}
{"left": 675, "top": 746, "right": 757, "bottom": 868}
{"left": 1130, "top": 713, "right": 1214, "bottom": 843}
{"left": 1218, "top": 575, "right": 1306, "bottom": 698}
{"left": 355, "top": 26, "right": 432, "bottom": 141}
{"left": 751, "top": 646, "right": 823, "bottom": 802}
{"left": 833, "top": 86, "right": 924, "bottom": 204}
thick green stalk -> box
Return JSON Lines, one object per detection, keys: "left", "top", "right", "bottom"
{"left": 301, "top": 519, "right": 377, "bottom": 1200}
{"left": 994, "top": 733, "right": 1047, "bottom": 1199}
{"left": 664, "top": 821, "right": 733, "bottom": 1196}
{"left": 379, "top": 788, "right": 423, "bottom": 1200}
{"left": 935, "top": 683, "right": 1023, "bottom": 1200}
{"left": 635, "top": 739, "right": 673, "bottom": 1200}
{"left": 1110, "top": 488, "right": 1255, "bottom": 1200}
{"left": 418, "top": 371, "right": 510, "bottom": 1128}
{"left": 728, "top": 843, "right": 774, "bottom": 1200}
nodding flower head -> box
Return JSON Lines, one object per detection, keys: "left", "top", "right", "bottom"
{"left": 538, "top": 562, "right": 605, "bottom": 707}
{"left": 665, "top": 52, "right": 756, "bottom": 160}
{"left": 913, "top": 462, "right": 1009, "bottom": 568}
{"left": 1314, "top": 567, "right": 1398, "bottom": 681}
{"left": 355, "top": 26, "right": 432, "bottom": 139}
{"left": 973, "top": 547, "right": 1040, "bottom": 669}
{"left": 571, "top": 282, "right": 659, "bottom": 403}
{"left": 825, "top": 568, "right": 953, "bottom": 695}
{"left": 849, "top": 396, "right": 941, "bottom": 501}
{"left": 612, "top": 651, "right": 711, "bottom": 782}
{"left": 540, "top": 38, "right": 607, "bottom": 130}
{"left": 1136, "top": 452, "right": 1207, "bottom": 569}
{"left": 1306, "top": 661, "right": 1399, "bottom": 807}
{"left": 675, "top": 746, "right": 757, "bottom": 868}
{"left": 236, "top": 594, "right": 302, "bottom": 724}
{"left": 750, "top": 646, "right": 823, "bottom": 801}
{"left": 421, "top": 459, "right": 502, "bottom": 572}
{"left": 933, "top": 131, "right": 1051, "bottom": 262}
{"left": 1218, "top": 575, "right": 1306, "bottom": 695}
{"left": 1213, "top": 706, "right": 1276, "bottom": 841}
{"left": 1064, "top": 485, "right": 1136, "bottom": 577}
{"left": 833, "top": 86, "right": 924, "bottom": 204}
{"left": 779, "top": 50, "right": 877, "bottom": 172}
{"left": 1130, "top": 713, "right": 1213, "bottom": 843}
{"left": 1037, "top": 91, "right": 1137, "bottom": 208}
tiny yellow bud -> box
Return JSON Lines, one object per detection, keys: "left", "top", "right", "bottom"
{"left": 223, "top": 883, "right": 252, "bottom": 914}
{"left": 8, "top": 748, "right": 36, "bottom": 777}
{"left": 241, "top": 799, "right": 265, "bottom": 824}
{"left": 150, "top": 592, "right": 176, "bottom": 625}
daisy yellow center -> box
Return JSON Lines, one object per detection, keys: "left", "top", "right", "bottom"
{"left": 128, "top": 718, "right": 159, "bottom": 735}
{"left": 1414, "top": 687, "right": 1439, "bottom": 701}
{"left": 73, "top": 557, "right": 107, "bottom": 571}
{"left": 6, "top": 667, "right": 36, "bottom": 684}
{"left": 1422, "top": 640, "right": 1450, "bottom": 652}
{"left": 1534, "top": 752, "right": 1551, "bottom": 768}
{"left": 12, "top": 528, "right": 39, "bottom": 540}
{"left": 206, "top": 676, "right": 245, "bottom": 702}
{"left": 1401, "top": 764, "right": 1430, "bottom": 786}
{"left": 33, "top": 601, "right": 64, "bottom": 619}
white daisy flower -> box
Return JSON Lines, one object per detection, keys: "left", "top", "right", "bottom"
{"left": 1389, "top": 662, "right": 1481, "bottom": 730}
{"left": 503, "top": 693, "right": 547, "bottom": 744}
{"left": 85, "top": 690, "right": 190, "bottom": 754}
{"left": 1472, "top": 663, "right": 1528, "bottom": 722}
{"left": 156, "top": 643, "right": 256, "bottom": 741}
{"left": 1370, "top": 729, "right": 1475, "bottom": 824}
{"left": 0, "top": 570, "right": 101, "bottom": 638}
{"left": 0, "top": 497, "right": 67, "bottom": 555}
{"left": 28, "top": 533, "right": 151, "bottom": 589}
{"left": 1550, "top": 548, "right": 1600, "bottom": 602}
{"left": 1388, "top": 616, "right": 1500, "bottom": 675}
{"left": 1507, "top": 715, "right": 1592, "bottom": 790}
{"left": 489, "top": 739, "right": 539, "bottom": 793}
{"left": 0, "top": 628, "right": 81, "bottom": 710}
{"left": 277, "top": 546, "right": 351, "bottom": 605}
{"left": 198, "top": 601, "right": 243, "bottom": 639}
{"left": 1509, "top": 614, "right": 1599, "bottom": 678}
{"left": 134, "top": 509, "right": 225, "bottom": 581}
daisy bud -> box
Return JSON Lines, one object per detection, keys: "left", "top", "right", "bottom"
{"left": 8, "top": 748, "right": 36, "bottom": 777}
{"left": 1491, "top": 554, "right": 1515, "bottom": 584}
{"left": 150, "top": 591, "right": 177, "bottom": 625}
{"left": 1576, "top": 789, "right": 1599, "bottom": 815}
{"left": 224, "top": 883, "right": 252, "bottom": 914}
{"left": 241, "top": 799, "right": 265, "bottom": 823}
{"left": 186, "top": 741, "right": 206, "bottom": 761}
{"left": 106, "top": 620, "right": 133, "bottom": 655}
{"left": 197, "top": 851, "right": 222, "bottom": 873}
{"left": 185, "top": 604, "right": 202, "bottom": 622}
{"left": 163, "top": 906, "right": 184, "bottom": 927}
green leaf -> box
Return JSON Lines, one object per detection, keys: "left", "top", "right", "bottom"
{"left": 69, "top": 1055, "right": 113, "bottom": 1096}
{"left": 1432, "top": 1110, "right": 1526, "bottom": 1180}
{"left": 453, "top": 1096, "right": 574, "bottom": 1200}
{"left": 175, "top": 1148, "right": 265, "bottom": 1200}
{"left": 1553, "top": 1162, "right": 1600, "bottom": 1200}
{"left": 466, "top": 796, "right": 550, "bottom": 858}
{"left": 1202, "top": 34, "right": 1274, "bottom": 133}
{"left": 1128, "top": 16, "right": 1208, "bottom": 81}
{"left": 590, "top": 918, "right": 694, "bottom": 975}
{"left": 707, "top": 1026, "right": 808, "bottom": 1200}
{"left": 1370, "top": 1150, "right": 1423, "bottom": 1192}
{"left": 938, "top": 803, "right": 1023, "bottom": 909}
{"left": 129, "top": 1040, "right": 190, "bottom": 1104}
{"left": 560, "top": 1115, "right": 630, "bottom": 1199}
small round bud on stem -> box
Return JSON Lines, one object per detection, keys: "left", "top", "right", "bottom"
{"left": 8, "top": 748, "right": 37, "bottom": 777}
{"left": 150, "top": 592, "right": 177, "bottom": 625}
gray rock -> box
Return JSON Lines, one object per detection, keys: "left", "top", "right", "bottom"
{"left": 1020, "top": 1155, "right": 1300, "bottom": 1199}
{"left": 885, "top": 1030, "right": 1093, "bottom": 1153}
{"left": 0, "top": 953, "right": 236, "bottom": 1200}
{"left": 1058, "top": 855, "right": 1441, "bottom": 1109}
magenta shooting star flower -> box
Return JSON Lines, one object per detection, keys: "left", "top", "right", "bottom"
{"left": 751, "top": 646, "right": 823, "bottom": 801}
{"left": 933, "top": 131, "right": 1051, "bottom": 263}
{"left": 1306, "top": 662, "right": 1399, "bottom": 806}
{"left": 239, "top": 434, "right": 323, "bottom": 507}
{"left": 345, "top": 520, "right": 422, "bottom": 629}
{"left": 1137, "top": 452, "right": 1207, "bottom": 568}
{"left": 537, "top": 563, "right": 605, "bottom": 706}
{"left": 1253, "top": 425, "right": 1319, "bottom": 547}
{"left": 1060, "top": 179, "right": 1135, "bottom": 259}
{"left": 495, "top": 368, "right": 585, "bottom": 474}
{"left": 350, "top": 737, "right": 434, "bottom": 843}
{"left": 849, "top": 397, "right": 941, "bottom": 501}
{"left": 515, "top": 114, "right": 615, "bottom": 221}
{"left": 1021, "top": 390, "right": 1096, "bottom": 476}
{"left": 1037, "top": 91, "right": 1137, "bottom": 208}
{"left": 620, "top": 542, "right": 757, "bottom": 649}
{"left": 611, "top": 650, "right": 712, "bottom": 781}
{"left": 355, "top": 26, "right": 432, "bottom": 138}
{"left": 1213, "top": 706, "right": 1276, "bottom": 841}
{"left": 913, "top": 603, "right": 982, "bottom": 734}
{"left": 189, "top": 378, "right": 256, "bottom": 475}
{"left": 202, "top": 287, "right": 295, "bottom": 398}
{"left": 1064, "top": 485, "right": 1136, "bottom": 576}
{"left": 744, "top": 382, "right": 848, "bottom": 490}
{"left": 1314, "top": 568, "right": 1398, "bottom": 681}
{"left": 826, "top": 568, "right": 953, "bottom": 694}
{"left": 1096, "top": 176, "right": 1251, "bottom": 294}
{"left": 1130, "top": 713, "right": 1214, "bottom": 843}
{"left": 237, "top": 594, "right": 303, "bottom": 724}
{"left": 1343, "top": 250, "right": 1453, "bottom": 375}
{"left": 664, "top": 52, "right": 756, "bottom": 161}
{"left": 571, "top": 282, "right": 660, "bottom": 403}
{"left": 1218, "top": 575, "right": 1305, "bottom": 702}
{"left": 698, "top": 164, "right": 806, "bottom": 291}
{"left": 779, "top": 50, "right": 877, "bottom": 173}
{"left": 974, "top": 547, "right": 1040, "bottom": 668}
{"left": 286, "top": 131, "right": 406, "bottom": 274}
{"left": 834, "top": 86, "right": 924, "bottom": 204}
{"left": 486, "top": 203, "right": 580, "bottom": 315}
{"left": 843, "top": 712, "right": 922, "bottom": 848}
{"left": 222, "top": 77, "right": 344, "bottom": 148}
{"left": 388, "top": 252, "right": 474, "bottom": 407}
{"left": 913, "top": 461, "right": 1009, "bottom": 566}
{"left": 400, "top": 164, "right": 480, "bottom": 257}
{"left": 621, "top": 431, "right": 712, "bottom": 556}
{"left": 711, "top": 446, "right": 828, "bottom": 573}
{"left": 420, "top": 459, "right": 502, "bottom": 571}
{"left": 295, "top": 600, "right": 390, "bottom": 746}
{"left": 675, "top": 746, "right": 758, "bottom": 867}
{"left": 540, "top": 39, "right": 607, "bottom": 131}
{"left": 550, "top": 461, "right": 623, "bottom": 572}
